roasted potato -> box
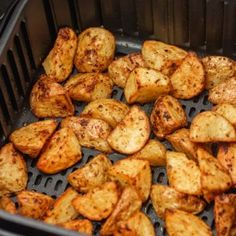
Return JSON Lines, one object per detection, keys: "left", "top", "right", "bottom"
{"left": 61, "top": 116, "right": 112, "bottom": 153}
{"left": 9, "top": 120, "right": 57, "bottom": 158}
{"left": 67, "top": 154, "right": 112, "bottom": 193}
{"left": 202, "top": 56, "right": 235, "bottom": 89}
{"left": 44, "top": 188, "right": 79, "bottom": 224}
{"left": 17, "top": 191, "right": 54, "bottom": 219}
{"left": 30, "top": 74, "right": 74, "bottom": 118}
{"left": 64, "top": 73, "right": 113, "bottom": 102}
{"left": 108, "top": 158, "right": 151, "bottom": 202}
{"left": 37, "top": 127, "right": 82, "bottom": 174}
{"left": 108, "top": 53, "right": 146, "bottom": 88}
{"left": 150, "top": 95, "right": 187, "bottom": 138}
{"left": 141, "top": 40, "right": 187, "bottom": 76}
{"left": 72, "top": 182, "right": 119, "bottom": 221}
{"left": 74, "top": 27, "right": 115, "bottom": 72}
{"left": 0, "top": 143, "right": 27, "bottom": 197}
{"left": 107, "top": 105, "right": 150, "bottom": 154}
{"left": 170, "top": 52, "right": 205, "bottom": 99}
{"left": 42, "top": 27, "right": 77, "bottom": 82}
{"left": 0, "top": 196, "right": 16, "bottom": 214}
{"left": 80, "top": 99, "right": 129, "bottom": 128}
{"left": 165, "top": 209, "right": 212, "bottom": 236}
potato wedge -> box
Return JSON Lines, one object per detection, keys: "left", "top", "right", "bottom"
{"left": 190, "top": 111, "right": 236, "bottom": 142}
{"left": 67, "top": 154, "right": 112, "bottom": 193}
{"left": 72, "top": 182, "right": 119, "bottom": 221}
{"left": 165, "top": 209, "right": 212, "bottom": 236}
{"left": 124, "top": 67, "right": 171, "bottom": 104}
{"left": 166, "top": 151, "right": 201, "bottom": 195}
{"left": 37, "top": 127, "right": 82, "bottom": 174}
{"left": 170, "top": 52, "right": 205, "bottom": 99}
{"left": 42, "top": 27, "right": 77, "bottom": 82}
{"left": 0, "top": 197, "right": 16, "bottom": 214}
{"left": 108, "top": 159, "right": 151, "bottom": 202}
{"left": 17, "top": 191, "right": 54, "bottom": 219}
{"left": 150, "top": 95, "right": 187, "bottom": 138}
{"left": 80, "top": 99, "right": 129, "bottom": 128}
{"left": 9, "top": 120, "right": 57, "bottom": 158}
{"left": 107, "top": 105, "right": 150, "bottom": 154}
{"left": 151, "top": 184, "right": 205, "bottom": 219}
{"left": 0, "top": 143, "right": 27, "bottom": 197}
{"left": 108, "top": 53, "right": 146, "bottom": 88}
{"left": 74, "top": 27, "right": 115, "bottom": 72}
{"left": 202, "top": 56, "right": 235, "bottom": 89}
{"left": 44, "top": 188, "right": 79, "bottom": 224}
{"left": 64, "top": 73, "right": 113, "bottom": 102}
{"left": 61, "top": 116, "right": 112, "bottom": 153}
{"left": 30, "top": 74, "right": 74, "bottom": 118}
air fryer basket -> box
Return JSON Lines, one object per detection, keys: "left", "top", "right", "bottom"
{"left": 0, "top": 0, "right": 236, "bottom": 235}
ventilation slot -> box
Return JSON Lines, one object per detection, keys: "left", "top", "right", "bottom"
{"left": 68, "top": 0, "right": 80, "bottom": 30}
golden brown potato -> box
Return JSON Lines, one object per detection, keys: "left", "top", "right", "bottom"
{"left": 165, "top": 209, "right": 212, "bottom": 236}
{"left": 42, "top": 27, "right": 77, "bottom": 82}
{"left": 108, "top": 53, "right": 146, "bottom": 88}
{"left": 17, "top": 191, "right": 54, "bottom": 219}
{"left": 190, "top": 111, "right": 236, "bottom": 142}
{"left": 0, "top": 143, "right": 27, "bottom": 197}
{"left": 151, "top": 184, "right": 205, "bottom": 219}
{"left": 80, "top": 99, "right": 129, "bottom": 128}
{"left": 170, "top": 52, "right": 205, "bottom": 99}
{"left": 107, "top": 105, "right": 150, "bottom": 154}
{"left": 0, "top": 197, "right": 16, "bottom": 214}
{"left": 61, "top": 116, "right": 112, "bottom": 153}
{"left": 30, "top": 74, "right": 74, "bottom": 118}
{"left": 129, "top": 139, "right": 166, "bottom": 166}
{"left": 37, "top": 127, "right": 82, "bottom": 174}
{"left": 150, "top": 95, "right": 187, "bottom": 138}
{"left": 74, "top": 27, "right": 115, "bottom": 72}
{"left": 64, "top": 73, "right": 113, "bottom": 102}
{"left": 72, "top": 182, "right": 119, "bottom": 221}
{"left": 67, "top": 154, "right": 112, "bottom": 193}
{"left": 44, "top": 188, "right": 79, "bottom": 224}
{"left": 141, "top": 40, "right": 187, "bottom": 76}
{"left": 9, "top": 120, "right": 57, "bottom": 158}
{"left": 108, "top": 159, "right": 151, "bottom": 202}
{"left": 202, "top": 56, "right": 235, "bottom": 89}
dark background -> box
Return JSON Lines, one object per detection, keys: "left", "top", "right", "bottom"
{"left": 0, "top": 0, "right": 15, "bottom": 22}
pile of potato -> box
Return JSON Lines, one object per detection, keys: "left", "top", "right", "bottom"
{"left": 0, "top": 26, "right": 236, "bottom": 236}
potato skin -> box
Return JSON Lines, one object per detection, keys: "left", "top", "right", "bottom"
{"left": 74, "top": 27, "right": 115, "bottom": 72}
{"left": 0, "top": 197, "right": 16, "bottom": 214}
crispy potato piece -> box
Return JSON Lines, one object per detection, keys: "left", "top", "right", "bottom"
{"left": 166, "top": 151, "right": 201, "bottom": 195}
{"left": 108, "top": 159, "right": 151, "bottom": 202}
{"left": 44, "top": 188, "right": 79, "bottom": 224}
{"left": 107, "top": 105, "right": 150, "bottom": 154}
{"left": 81, "top": 99, "right": 129, "bottom": 128}
{"left": 170, "top": 52, "right": 205, "bottom": 99}
{"left": 151, "top": 184, "right": 205, "bottom": 219}
{"left": 72, "top": 182, "right": 119, "bottom": 221}
{"left": 0, "top": 143, "right": 27, "bottom": 197}
{"left": 37, "top": 127, "right": 82, "bottom": 174}
{"left": 61, "top": 116, "right": 112, "bottom": 153}
{"left": 9, "top": 120, "right": 57, "bottom": 158}
{"left": 74, "top": 27, "right": 115, "bottom": 72}
{"left": 42, "top": 27, "right": 77, "bottom": 82}
{"left": 141, "top": 40, "right": 187, "bottom": 76}
{"left": 64, "top": 73, "right": 113, "bottom": 102}
{"left": 124, "top": 67, "right": 171, "bottom": 104}
{"left": 100, "top": 187, "right": 142, "bottom": 235}
{"left": 214, "top": 194, "right": 236, "bottom": 236}
{"left": 67, "top": 154, "right": 112, "bottom": 193}
{"left": 108, "top": 53, "right": 146, "bottom": 88}
{"left": 30, "top": 74, "right": 74, "bottom": 118}
{"left": 17, "top": 191, "right": 54, "bottom": 219}
{"left": 190, "top": 111, "right": 236, "bottom": 142}
{"left": 0, "top": 197, "right": 16, "bottom": 214}
{"left": 150, "top": 95, "right": 187, "bottom": 138}
{"left": 165, "top": 209, "right": 212, "bottom": 236}
{"left": 202, "top": 56, "right": 235, "bottom": 89}
{"left": 129, "top": 139, "right": 166, "bottom": 166}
